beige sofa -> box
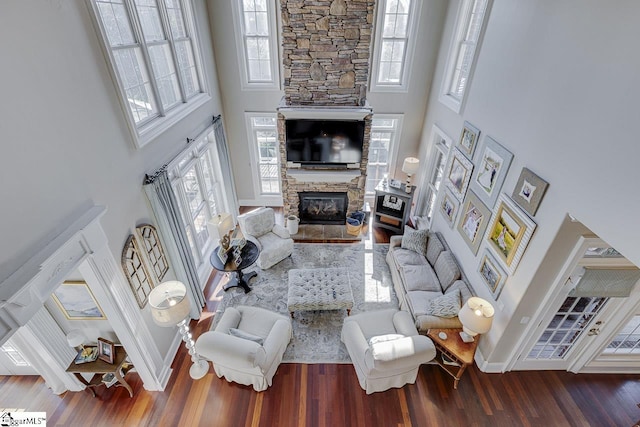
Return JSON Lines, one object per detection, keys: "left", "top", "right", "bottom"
{"left": 386, "top": 231, "right": 474, "bottom": 333}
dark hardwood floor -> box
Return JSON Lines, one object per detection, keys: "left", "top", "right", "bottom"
{"left": 1, "top": 219, "right": 639, "bottom": 426}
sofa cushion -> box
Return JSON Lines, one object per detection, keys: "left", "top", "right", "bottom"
{"left": 426, "top": 233, "right": 445, "bottom": 265}
{"left": 434, "top": 251, "right": 461, "bottom": 290}
{"left": 406, "top": 291, "right": 444, "bottom": 316}
{"left": 228, "top": 327, "right": 264, "bottom": 345}
{"left": 400, "top": 226, "right": 429, "bottom": 257}
{"left": 446, "top": 280, "right": 473, "bottom": 305}
{"left": 392, "top": 248, "right": 429, "bottom": 267}
{"left": 425, "top": 289, "right": 461, "bottom": 318}
{"left": 400, "top": 265, "right": 441, "bottom": 292}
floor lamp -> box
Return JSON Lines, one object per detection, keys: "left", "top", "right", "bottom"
{"left": 148, "top": 280, "right": 209, "bottom": 380}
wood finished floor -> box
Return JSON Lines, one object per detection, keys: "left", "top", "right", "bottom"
{"left": 1, "top": 222, "right": 639, "bottom": 426}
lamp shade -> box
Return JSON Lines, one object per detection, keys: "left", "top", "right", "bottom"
{"left": 207, "top": 213, "right": 234, "bottom": 242}
{"left": 66, "top": 329, "right": 85, "bottom": 348}
{"left": 402, "top": 157, "right": 420, "bottom": 175}
{"left": 458, "top": 297, "right": 494, "bottom": 338}
{"left": 148, "top": 280, "right": 191, "bottom": 327}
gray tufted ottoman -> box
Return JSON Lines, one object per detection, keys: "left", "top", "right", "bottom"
{"left": 287, "top": 267, "right": 354, "bottom": 317}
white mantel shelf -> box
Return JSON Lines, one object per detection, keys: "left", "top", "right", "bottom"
{"left": 278, "top": 100, "right": 373, "bottom": 120}
{"left": 288, "top": 169, "right": 361, "bottom": 183}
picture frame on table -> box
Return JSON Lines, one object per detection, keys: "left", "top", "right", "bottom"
{"left": 388, "top": 178, "right": 402, "bottom": 189}
{"left": 439, "top": 189, "right": 460, "bottom": 228}
{"left": 445, "top": 148, "right": 474, "bottom": 201}
{"left": 511, "top": 167, "right": 549, "bottom": 217}
{"left": 485, "top": 193, "right": 537, "bottom": 274}
{"left": 98, "top": 337, "right": 115, "bottom": 364}
{"left": 74, "top": 346, "right": 99, "bottom": 364}
{"left": 456, "top": 190, "right": 492, "bottom": 255}
{"left": 52, "top": 281, "right": 107, "bottom": 320}
{"left": 457, "top": 121, "right": 480, "bottom": 160}
{"left": 478, "top": 250, "right": 508, "bottom": 299}
{"left": 469, "top": 136, "right": 513, "bottom": 208}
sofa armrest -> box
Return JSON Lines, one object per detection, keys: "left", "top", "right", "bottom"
{"left": 260, "top": 318, "right": 292, "bottom": 370}
{"left": 389, "top": 235, "right": 402, "bottom": 249}
{"left": 392, "top": 310, "right": 419, "bottom": 337}
{"left": 214, "top": 306, "right": 242, "bottom": 332}
{"left": 341, "top": 319, "right": 372, "bottom": 368}
{"left": 369, "top": 335, "right": 436, "bottom": 369}
{"left": 272, "top": 223, "right": 291, "bottom": 239}
{"left": 196, "top": 331, "right": 266, "bottom": 369}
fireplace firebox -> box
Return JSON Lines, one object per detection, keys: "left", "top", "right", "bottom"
{"left": 298, "top": 192, "right": 348, "bottom": 225}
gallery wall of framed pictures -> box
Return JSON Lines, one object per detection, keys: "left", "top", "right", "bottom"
{"left": 435, "top": 122, "right": 550, "bottom": 301}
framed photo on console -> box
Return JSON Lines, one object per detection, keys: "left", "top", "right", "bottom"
{"left": 98, "top": 337, "right": 115, "bottom": 364}
{"left": 469, "top": 136, "right": 513, "bottom": 208}
{"left": 485, "top": 193, "right": 536, "bottom": 274}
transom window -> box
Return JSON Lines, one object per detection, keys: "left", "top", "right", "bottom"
{"left": 439, "top": 0, "right": 490, "bottom": 113}
{"left": 90, "top": 0, "right": 207, "bottom": 147}
{"left": 246, "top": 114, "right": 281, "bottom": 197}
{"left": 366, "top": 116, "right": 403, "bottom": 197}
{"left": 370, "top": 0, "right": 420, "bottom": 92}
{"left": 233, "top": 0, "right": 280, "bottom": 89}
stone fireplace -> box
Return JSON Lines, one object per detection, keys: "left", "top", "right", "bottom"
{"left": 299, "top": 191, "right": 348, "bottom": 224}
{"left": 278, "top": 0, "right": 375, "bottom": 220}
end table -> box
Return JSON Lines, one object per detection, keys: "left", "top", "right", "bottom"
{"left": 66, "top": 346, "right": 134, "bottom": 397}
{"left": 427, "top": 328, "right": 478, "bottom": 389}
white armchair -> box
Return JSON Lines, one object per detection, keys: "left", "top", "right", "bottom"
{"left": 341, "top": 309, "right": 436, "bottom": 394}
{"left": 195, "top": 306, "right": 292, "bottom": 392}
{"left": 238, "top": 207, "right": 294, "bottom": 269}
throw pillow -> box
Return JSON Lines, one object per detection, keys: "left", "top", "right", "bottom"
{"left": 433, "top": 251, "right": 461, "bottom": 290}
{"left": 228, "top": 328, "right": 264, "bottom": 345}
{"left": 425, "top": 289, "right": 461, "bottom": 318}
{"left": 425, "top": 232, "right": 445, "bottom": 265}
{"left": 401, "top": 226, "right": 429, "bottom": 257}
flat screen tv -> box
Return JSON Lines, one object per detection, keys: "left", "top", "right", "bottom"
{"left": 285, "top": 119, "right": 365, "bottom": 166}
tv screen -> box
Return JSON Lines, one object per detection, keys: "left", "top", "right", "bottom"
{"left": 286, "top": 119, "right": 365, "bottom": 165}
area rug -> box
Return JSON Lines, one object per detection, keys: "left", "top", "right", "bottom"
{"left": 212, "top": 243, "right": 398, "bottom": 363}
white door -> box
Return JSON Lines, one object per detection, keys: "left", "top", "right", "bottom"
{"left": 0, "top": 338, "right": 39, "bottom": 375}
{"left": 513, "top": 238, "right": 640, "bottom": 371}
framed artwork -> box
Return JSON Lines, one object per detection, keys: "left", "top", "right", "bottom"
{"left": 52, "top": 281, "right": 107, "bottom": 320}
{"left": 136, "top": 224, "right": 169, "bottom": 282}
{"left": 456, "top": 190, "right": 492, "bottom": 255}
{"left": 439, "top": 189, "right": 460, "bottom": 228}
{"left": 469, "top": 136, "right": 513, "bottom": 208}
{"left": 121, "top": 234, "right": 155, "bottom": 309}
{"left": 445, "top": 148, "right": 474, "bottom": 201}
{"left": 478, "top": 250, "right": 508, "bottom": 299}
{"left": 98, "top": 337, "right": 115, "bottom": 364}
{"left": 485, "top": 193, "right": 537, "bottom": 274}
{"left": 457, "top": 121, "right": 480, "bottom": 160}
{"left": 511, "top": 168, "right": 549, "bottom": 217}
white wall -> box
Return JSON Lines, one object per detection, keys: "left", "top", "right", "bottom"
{"left": 419, "top": 0, "right": 640, "bottom": 364}
{"left": 0, "top": 0, "right": 223, "bottom": 358}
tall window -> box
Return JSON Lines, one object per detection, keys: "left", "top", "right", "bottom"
{"left": 246, "top": 114, "right": 280, "bottom": 196}
{"left": 366, "top": 116, "right": 403, "bottom": 197}
{"left": 233, "top": 0, "right": 280, "bottom": 89}
{"left": 90, "top": 0, "right": 207, "bottom": 147}
{"left": 419, "top": 126, "right": 452, "bottom": 221}
{"left": 170, "top": 132, "right": 227, "bottom": 269}
{"left": 370, "top": 0, "right": 420, "bottom": 92}
{"left": 439, "top": 0, "right": 490, "bottom": 112}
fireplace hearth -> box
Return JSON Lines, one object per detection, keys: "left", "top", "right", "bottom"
{"left": 299, "top": 192, "right": 348, "bottom": 225}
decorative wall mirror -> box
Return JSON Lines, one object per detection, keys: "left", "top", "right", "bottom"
{"left": 121, "top": 234, "right": 155, "bottom": 308}
{"left": 136, "top": 224, "right": 169, "bottom": 282}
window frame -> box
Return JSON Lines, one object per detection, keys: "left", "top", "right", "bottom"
{"left": 370, "top": 0, "right": 421, "bottom": 93}
{"left": 231, "top": 0, "right": 281, "bottom": 91}
{"left": 87, "top": 0, "right": 210, "bottom": 148}
{"left": 415, "top": 125, "right": 453, "bottom": 223}
{"left": 438, "top": 0, "right": 492, "bottom": 114}
{"left": 366, "top": 114, "right": 404, "bottom": 198}
{"left": 244, "top": 112, "right": 283, "bottom": 206}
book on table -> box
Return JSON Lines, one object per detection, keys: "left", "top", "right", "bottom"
{"left": 74, "top": 347, "right": 99, "bottom": 364}
{"left": 441, "top": 353, "right": 460, "bottom": 367}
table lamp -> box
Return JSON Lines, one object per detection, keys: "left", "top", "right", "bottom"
{"left": 148, "top": 280, "right": 209, "bottom": 380}
{"left": 458, "top": 297, "right": 494, "bottom": 343}
{"left": 402, "top": 157, "right": 420, "bottom": 193}
{"left": 66, "top": 329, "right": 86, "bottom": 351}
{"left": 207, "top": 213, "right": 235, "bottom": 251}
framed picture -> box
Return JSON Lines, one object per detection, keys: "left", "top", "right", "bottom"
{"left": 478, "top": 250, "right": 508, "bottom": 299}
{"left": 485, "top": 193, "right": 537, "bottom": 274}
{"left": 511, "top": 167, "right": 549, "bottom": 217}
{"left": 469, "top": 136, "right": 513, "bottom": 208}
{"left": 98, "top": 337, "right": 115, "bottom": 364}
{"left": 445, "top": 148, "right": 474, "bottom": 201}
{"left": 52, "top": 281, "right": 107, "bottom": 320}
{"left": 388, "top": 178, "right": 402, "bottom": 189}
{"left": 456, "top": 190, "right": 492, "bottom": 255}
{"left": 439, "top": 190, "right": 460, "bottom": 228}
{"left": 457, "top": 121, "right": 480, "bottom": 159}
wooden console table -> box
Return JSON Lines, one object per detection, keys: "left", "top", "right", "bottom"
{"left": 66, "top": 346, "right": 134, "bottom": 397}
{"left": 427, "top": 328, "right": 478, "bottom": 389}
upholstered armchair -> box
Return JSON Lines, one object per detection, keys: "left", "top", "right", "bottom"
{"left": 195, "top": 306, "right": 292, "bottom": 392}
{"left": 341, "top": 309, "right": 436, "bottom": 394}
{"left": 237, "top": 207, "right": 294, "bottom": 269}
